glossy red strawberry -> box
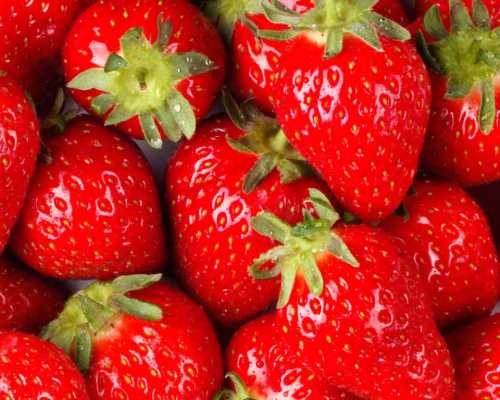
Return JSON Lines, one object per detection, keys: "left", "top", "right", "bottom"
{"left": 446, "top": 314, "right": 500, "bottom": 399}
{"left": 166, "top": 96, "right": 330, "bottom": 326}
{"left": 43, "top": 274, "right": 224, "bottom": 400}
{"left": 218, "top": 314, "right": 358, "bottom": 400}
{"left": 0, "top": 331, "right": 89, "bottom": 399}
{"left": 247, "top": 189, "right": 455, "bottom": 399}
{"left": 0, "top": 0, "right": 80, "bottom": 100}
{"left": 261, "top": 1, "right": 430, "bottom": 221}
{"left": 0, "top": 257, "right": 66, "bottom": 332}
{"left": 10, "top": 118, "right": 167, "bottom": 280}
{"left": 416, "top": 0, "right": 500, "bottom": 185}
{"left": 0, "top": 73, "right": 40, "bottom": 253}
{"left": 382, "top": 179, "right": 500, "bottom": 329}
{"left": 64, "top": 0, "right": 226, "bottom": 148}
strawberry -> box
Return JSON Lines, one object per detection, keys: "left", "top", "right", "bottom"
{"left": 43, "top": 274, "right": 224, "bottom": 399}
{"left": 446, "top": 314, "right": 500, "bottom": 399}
{"left": 217, "top": 314, "right": 358, "bottom": 400}
{"left": 255, "top": 0, "right": 430, "bottom": 221}
{"left": 0, "top": 72, "right": 40, "bottom": 253}
{"left": 10, "top": 118, "right": 167, "bottom": 280}
{"left": 64, "top": 0, "right": 226, "bottom": 148}
{"left": 468, "top": 182, "right": 500, "bottom": 247}
{"left": 416, "top": 0, "right": 500, "bottom": 185}
{"left": 165, "top": 94, "right": 330, "bottom": 325}
{"left": 0, "top": 0, "right": 80, "bottom": 100}
{"left": 0, "top": 257, "right": 67, "bottom": 333}
{"left": 381, "top": 179, "right": 500, "bottom": 329}
{"left": 0, "top": 331, "right": 89, "bottom": 399}
{"left": 206, "top": 0, "right": 409, "bottom": 115}
{"left": 246, "top": 189, "right": 455, "bottom": 398}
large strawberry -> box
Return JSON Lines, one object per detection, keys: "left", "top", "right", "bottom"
{"left": 0, "top": 0, "right": 80, "bottom": 100}
{"left": 446, "top": 314, "right": 500, "bottom": 399}
{"left": 381, "top": 179, "right": 500, "bottom": 329}
{"left": 64, "top": 0, "right": 226, "bottom": 148}
{"left": 416, "top": 0, "right": 500, "bottom": 185}
{"left": 247, "top": 189, "right": 455, "bottom": 398}
{"left": 0, "top": 72, "right": 40, "bottom": 253}
{"left": 0, "top": 331, "right": 89, "bottom": 399}
{"left": 0, "top": 257, "right": 66, "bottom": 332}
{"left": 43, "top": 274, "right": 224, "bottom": 399}
{"left": 206, "top": 0, "right": 410, "bottom": 115}
{"left": 166, "top": 95, "right": 330, "bottom": 325}
{"left": 10, "top": 118, "right": 167, "bottom": 280}
{"left": 255, "top": 0, "right": 430, "bottom": 221}
{"left": 217, "top": 314, "right": 358, "bottom": 400}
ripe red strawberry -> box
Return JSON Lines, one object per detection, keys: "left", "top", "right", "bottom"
{"left": 166, "top": 96, "right": 331, "bottom": 325}
{"left": 0, "top": 73, "right": 40, "bottom": 253}
{"left": 0, "top": 257, "right": 67, "bottom": 332}
{"left": 10, "top": 118, "right": 167, "bottom": 280}
{"left": 43, "top": 274, "right": 224, "bottom": 399}
{"left": 247, "top": 189, "right": 455, "bottom": 398}
{"left": 0, "top": 331, "right": 89, "bottom": 399}
{"left": 446, "top": 314, "right": 500, "bottom": 399}
{"left": 207, "top": 0, "right": 409, "bottom": 115}
{"left": 416, "top": 0, "right": 500, "bottom": 185}
{"left": 258, "top": 0, "right": 430, "bottom": 221}
{"left": 381, "top": 179, "right": 500, "bottom": 329}
{"left": 0, "top": 0, "right": 80, "bottom": 100}
{"left": 218, "top": 314, "right": 358, "bottom": 400}
{"left": 64, "top": 0, "right": 226, "bottom": 148}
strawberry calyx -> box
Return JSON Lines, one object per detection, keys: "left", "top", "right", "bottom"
{"left": 251, "top": 188, "right": 359, "bottom": 308}
{"left": 417, "top": 0, "right": 499, "bottom": 133}
{"left": 40, "top": 274, "right": 163, "bottom": 373}
{"left": 223, "top": 90, "right": 313, "bottom": 193}
{"left": 257, "top": 0, "right": 411, "bottom": 58}
{"left": 214, "top": 373, "right": 256, "bottom": 400}
{"left": 67, "top": 15, "right": 215, "bottom": 148}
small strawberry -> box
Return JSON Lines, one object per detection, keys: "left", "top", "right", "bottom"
{"left": 416, "top": 0, "right": 500, "bottom": 185}
{"left": 247, "top": 189, "right": 455, "bottom": 398}
{"left": 217, "top": 314, "right": 358, "bottom": 400}
{"left": 0, "top": 0, "right": 80, "bottom": 100}
{"left": 256, "top": 0, "right": 430, "bottom": 221}
{"left": 0, "top": 331, "right": 89, "bottom": 399}
{"left": 166, "top": 94, "right": 330, "bottom": 325}
{"left": 0, "top": 257, "right": 67, "bottom": 333}
{"left": 10, "top": 118, "right": 167, "bottom": 280}
{"left": 43, "top": 274, "right": 224, "bottom": 400}
{"left": 381, "top": 179, "right": 500, "bottom": 329}
{"left": 446, "top": 314, "right": 500, "bottom": 399}
{"left": 64, "top": 0, "right": 226, "bottom": 148}
{"left": 0, "top": 72, "right": 40, "bottom": 253}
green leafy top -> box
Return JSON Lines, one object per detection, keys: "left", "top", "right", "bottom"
{"left": 41, "top": 274, "right": 163, "bottom": 372}
{"left": 214, "top": 373, "right": 256, "bottom": 400}
{"left": 250, "top": 188, "right": 359, "bottom": 308}
{"left": 67, "top": 16, "right": 215, "bottom": 148}
{"left": 223, "top": 90, "right": 313, "bottom": 193}
{"left": 417, "top": 0, "right": 499, "bottom": 133}
{"left": 256, "top": 0, "right": 410, "bottom": 58}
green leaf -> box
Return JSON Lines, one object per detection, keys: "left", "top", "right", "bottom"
{"left": 104, "top": 53, "right": 128, "bottom": 72}
{"left": 120, "top": 27, "right": 148, "bottom": 59}
{"left": 277, "top": 261, "right": 299, "bottom": 308}
{"left": 366, "top": 12, "right": 411, "bottom": 41}
{"left": 139, "top": 113, "right": 163, "bottom": 149}
{"left": 450, "top": 0, "right": 473, "bottom": 32}
{"left": 250, "top": 257, "right": 283, "bottom": 280}
{"left": 347, "top": 20, "right": 381, "bottom": 51}
{"left": 75, "top": 324, "right": 92, "bottom": 373}
{"left": 328, "top": 232, "right": 360, "bottom": 267}
{"left": 325, "top": 29, "right": 344, "bottom": 58}
{"left": 111, "top": 294, "right": 163, "bottom": 321}
{"left": 302, "top": 253, "right": 324, "bottom": 297}
{"left": 67, "top": 68, "right": 112, "bottom": 92}
{"left": 222, "top": 89, "right": 248, "bottom": 130}
{"left": 91, "top": 93, "right": 115, "bottom": 115}
{"left": 155, "top": 18, "right": 172, "bottom": 50}
{"left": 76, "top": 295, "right": 114, "bottom": 331}
{"left": 416, "top": 31, "right": 445, "bottom": 74}
{"left": 277, "top": 159, "right": 310, "bottom": 184}
{"left": 166, "top": 90, "right": 197, "bottom": 139}
{"left": 243, "top": 153, "right": 278, "bottom": 193}
{"left": 445, "top": 77, "right": 473, "bottom": 98}
{"left": 111, "top": 273, "right": 163, "bottom": 294}
{"left": 480, "top": 79, "right": 495, "bottom": 133}
{"left": 257, "top": 28, "right": 301, "bottom": 40}
{"left": 423, "top": 5, "right": 449, "bottom": 39}
{"left": 226, "top": 136, "right": 255, "bottom": 154}
{"left": 308, "top": 188, "right": 340, "bottom": 226}
{"left": 154, "top": 105, "right": 182, "bottom": 142}
{"left": 170, "top": 52, "right": 215, "bottom": 80}
{"left": 262, "top": 0, "right": 303, "bottom": 25}
{"left": 251, "top": 212, "right": 292, "bottom": 243}
{"left": 105, "top": 104, "right": 135, "bottom": 126}
{"left": 472, "top": 0, "right": 491, "bottom": 29}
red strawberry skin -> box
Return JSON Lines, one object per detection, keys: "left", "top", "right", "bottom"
{"left": 382, "top": 179, "right": 500, "bottom": 329}
{"left": 0, "top": 331, "right": 89, "bottom": 399}
{"left": 275, "top": 36, "right": 431, "bottom": 221}
{"left": 10, "top": 118, "right": 167, "bottom": 280}
{"left": 468, "top": 183, "right": 500, "bottom": 248}
{"left": 64, "top": 0, "right": 226, "bottom": 141}
{"left": 165, "top": 116, "right": 331, "bottom": 325}
{"left": 446, "top": 314, "right": 500, "bottom": 399}
{"left": 86, "top": 282, "right": 223, "bottom": 400}
{"left": 0, "top": 73, "right": 40, "bottom": 253}
{"left": 276, "top": 225, "right": 455, "bottom": 399}
{"left": 0, "top": 257, "right": 67, "bottom": 333}
{"left": 226, "top": 314, "right": 358, "bottom": 399}
{"left": 0, "top": 0, "right": 80, "bottom": 99}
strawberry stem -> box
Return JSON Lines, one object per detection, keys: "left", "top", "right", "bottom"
{"left": 214, "top": 373, "right": 256, "bottom": 400}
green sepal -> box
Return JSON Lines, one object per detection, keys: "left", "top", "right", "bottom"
{"left": 67, "top": 68, "right": 111, "bottom": 91}
{"left": 139, "top": 113, "right": 162, "bottom": 149}
{"left": 450, "top": 0, "right": 473, "bottom": 31}
{"left": 423, "top": 5, "right": 449, "bottom": 40}
{"left": 472, "top": 0, "right": 491, "bottom": 29}
{"left": 244, "top": 153, "right": 279, "bottom": 193}
{"left": 105, "top": 104, "right": 135, "bottom": 126}
{"left": 416, "top": 31, "right": 445, "bottom": 74}
{"left": 75, "top": 325, "right": 92, "bottom": 373}
{"left": 91, "top": 93, "right": 115, "bottom": 115}
{"left": 110, "top": 294, "right": 163, "bottom": 320}
{"left": 155, "top": 18, "right": 173, "bottom": 50}
{"left": 104, "top": 53, "right": 128, "bottom": 72}
{"left": 480, "top": 79, "right": 495, "bottom": 133}
{"left": 214, "top": 372, "right": 255, "bottom": 400}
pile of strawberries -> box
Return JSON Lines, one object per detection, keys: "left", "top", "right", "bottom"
{"left": 1, "top": 0, "right": 499, "bottom": 398}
